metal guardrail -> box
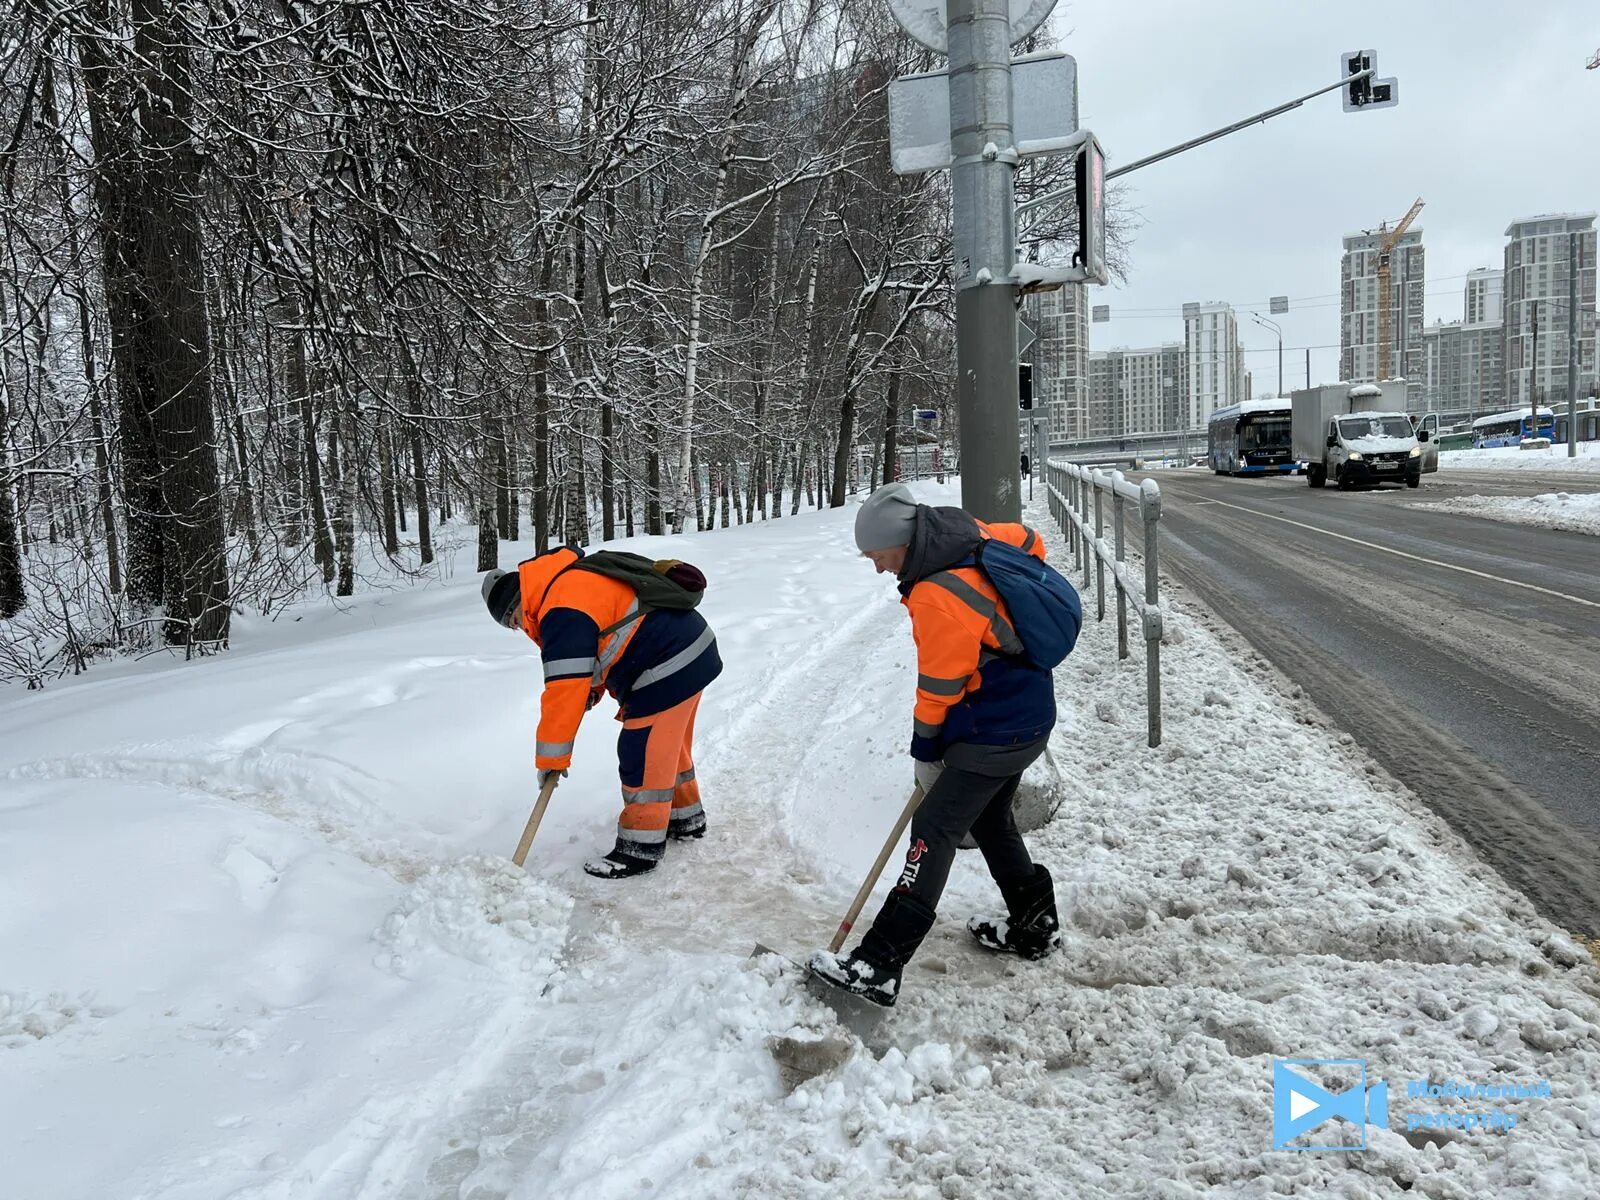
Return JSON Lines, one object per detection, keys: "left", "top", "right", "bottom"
{"left": 1044, "top": 460, "right": 1165, "bottom": 747}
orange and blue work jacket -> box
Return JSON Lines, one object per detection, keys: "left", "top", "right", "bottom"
{"left": 515, "top": 548, "right": 722, "bottom": 771}
{"left": 899, "top": 515, "right": 1054, "bottom": 762}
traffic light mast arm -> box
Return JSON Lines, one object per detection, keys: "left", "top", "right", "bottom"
{"left": 1019, "top": 67, "right": 1375, "bottom": 223}
{"left": 1103, "top": 69, "right": 1373, "bottom": 181}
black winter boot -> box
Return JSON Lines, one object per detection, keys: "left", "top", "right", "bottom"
{"left": 809, "top": 891, "right": 938, "bottom": 1008}
{"left": 968, "top": 864, "right": 1060, "bottom": 960}
{"left": 583, "top": 850, "right": 658, "bottom": 879}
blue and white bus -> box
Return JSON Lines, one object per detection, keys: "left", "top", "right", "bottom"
{"left": 1472, "top": 407, "right": 1555, "bottom": 447}
{"left": 1207, "top": 399, "right": 1297, "bottom": 475}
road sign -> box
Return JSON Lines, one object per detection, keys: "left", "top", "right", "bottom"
{"left": 1092, "top": 305, "right": 1110, "bottom": 323}
{"left": 1017, "top": 314, "right": 1039, "bottom": 358}
{"left": 1074, "top": 133, "right": 1107, "bottom": 285}
{"left": 888, "top": 53, "right": 1078, "bottom": 175}
{"left": 888, "top": 0, "right": 1058, "bottom": 55}
{"left": 1270, "top": 295, "right": 1289, "bottom": 314}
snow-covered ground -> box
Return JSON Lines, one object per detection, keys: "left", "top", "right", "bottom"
{"left": 1438, "top": 443, "right": 1600, "bottom": 473}
{"left": 1426, "top": 491, "right": 1600, "bottom": 537}
{"left": 3, "top": 484, "right": 1598, "bottom": 1199}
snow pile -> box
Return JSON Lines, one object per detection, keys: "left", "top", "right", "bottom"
{"left": 375, "top": 856, "right": 571, "bottom": 980}
{"left": 2, "top": 482, "right": 1598, "bottom": 1198}
{"left": 1440, "top": 443, "right": 1600, "bottom": 473}
{"left": 1426, "top": 490, "right": 1600, "bottom": 536}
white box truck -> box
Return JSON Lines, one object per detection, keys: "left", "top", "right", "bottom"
{"left": 1291, "top": 381, "right": 1430, "bottom": 490}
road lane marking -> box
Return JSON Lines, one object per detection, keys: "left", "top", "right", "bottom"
{"left": 1191, "top": 496, "right": 1600, "bottom": 611}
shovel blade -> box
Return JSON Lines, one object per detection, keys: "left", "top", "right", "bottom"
{"left": 751, "top": 942, "right": 888, "bottom": 1041}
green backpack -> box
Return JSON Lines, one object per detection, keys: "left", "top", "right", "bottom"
{"left": 568, "top": 551, "right": 705, "bottom": 614}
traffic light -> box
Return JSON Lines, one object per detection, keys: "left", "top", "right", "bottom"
{"left": 1019, "top": 361, "right": 1033, "bottom": 410}
{"left": 1342, "top": 50, "right": 1398, "bottom": 112}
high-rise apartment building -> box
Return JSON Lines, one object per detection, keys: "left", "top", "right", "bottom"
{"left": 1026, "top": 283, "right": 1090, "bottom": 443}
{"left": 1422, "top": 269, "right": 1507, "bottom": 417}
{"left": 1087, "top": 344, "right": 1184, "bottom": 438}
{"left": 1340, "top": 225, "right": 1426, "bottom": 410}
{"left": 1503, "top": 214, "right": 1597, "bottom": 410}
{"left": 1086, "top": 352, "right": 1118, "bottom": 440}
{"left": 1464, "top": 267, "right": 1504, "bottom": 325}
{"left": 1424, "top": 319, "right": 1504, "bottom": 418}
{"left": 1181, "top": 302, "right": 1245, "bottom": 427}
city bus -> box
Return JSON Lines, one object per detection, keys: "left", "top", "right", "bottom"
{"left": 1472, "top": 407, "right": 1555, "bottom": 447}
{"left": 1207, "top": 399, "right": 1297, "bottom": 475}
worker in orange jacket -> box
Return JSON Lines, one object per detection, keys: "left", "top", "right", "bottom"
{"left": 482, "top": 547, "right": 722, "bottom": 878}
{"left": 811, "top": 482, "right": 1060, "bottom": 1007}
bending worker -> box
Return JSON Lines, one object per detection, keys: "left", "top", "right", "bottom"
{"left": 483, "top": 547, "right": 721, "bottom": 878}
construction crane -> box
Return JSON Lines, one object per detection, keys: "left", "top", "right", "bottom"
{"left": 1375, "top": 197, "right": 1425, "bottom": 380}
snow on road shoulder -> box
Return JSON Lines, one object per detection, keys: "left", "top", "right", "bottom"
{"left": 1439, "top": 444, "right": 1600, "bottom": 473}
{"left": 1424, "top": 490, "right": 1600, "bottom": 536}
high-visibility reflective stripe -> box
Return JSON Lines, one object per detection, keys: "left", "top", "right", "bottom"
{"left": 537, "top": 740, "right": 574, "bottom": 759}
{"left": 926, "top": 571, "right": 995, "bottom": 618}
{"left": 917, "top": 673, "right": 967, "bottom": 696}
{"left": 617, "top": 826, "right": 668, "bottom": 847}
{"left": 990, "top": 615, "right": 1024, "bottom": 658}
{"left": 622, "top": 786, "right": 675, "bottom": 806}
{"left": 924, "top": 571, "right": 1024, "bottom": 659}
{"left": 598, "top": 598, "right": 640, "bottom": 668}
{"left": 670, "top": 801, "right": 703, "bottom": 820}
{"left": 913, "top": 718, "right": 942, "bottom": 739}
{"left": 544, "top": 655, "right": 598, "bottom": 680}
{"left": 596, "top": 599, "right": 641, "bottom": 679}
{"left": 631, "top": 626, "right": 715, "bottom": 690}
{"left": 676, "top": 768, "right": 697, "bottom": 785}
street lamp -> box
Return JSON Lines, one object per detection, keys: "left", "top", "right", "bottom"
{"left": 1250, "top": 312, "right": 1284, "bottom": 398}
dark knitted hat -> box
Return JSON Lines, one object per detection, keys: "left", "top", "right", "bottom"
{"left": 482, "top": 569, "right": 522, "bottom": 628}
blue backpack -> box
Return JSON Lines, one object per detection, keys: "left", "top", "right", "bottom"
{"left": 974, "top": 538, "right": 1082, "bottom": 670}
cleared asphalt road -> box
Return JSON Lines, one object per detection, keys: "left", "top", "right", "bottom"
{"left": 1132, "top": 466, "right": 1600, "bottom": 938}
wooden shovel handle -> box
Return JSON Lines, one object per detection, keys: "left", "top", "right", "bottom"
{"left": 512, "top": 775, "right": 561, "bottom": 868}
{"left": 829, "top": 786, "right": 925, "bottom": 953}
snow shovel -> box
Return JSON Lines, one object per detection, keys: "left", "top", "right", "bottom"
{"left": 512, "top": 774, "right": 561, "bottom": 868}
{"left": 825, "top": 784, "right": 925, "bottom": 953}
{"left": 751, "top": 785, "right": 925, "bottom": 1033}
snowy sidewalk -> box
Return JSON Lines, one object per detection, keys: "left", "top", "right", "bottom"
{"left": 2, "top": 483, "right": 1597, "bottom": 1199}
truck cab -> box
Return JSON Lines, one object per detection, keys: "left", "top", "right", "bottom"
{"left": 1292, "top": 382, "right": 1431, "bottom": 491}
{"left": 1322, "top": 411, "right": 1424, "bottom": 489}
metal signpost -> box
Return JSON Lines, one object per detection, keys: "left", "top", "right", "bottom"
{"left": 887, "top": 0, "right": 1106, "bottom": 522}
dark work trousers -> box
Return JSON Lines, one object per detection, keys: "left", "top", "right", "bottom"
{"left": 891, "top": 736, "right": 1048, "bottom": 912}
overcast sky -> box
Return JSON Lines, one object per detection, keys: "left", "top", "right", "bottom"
{"left": 1044, "top": 0, "right": 1600, "bottom": 393}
